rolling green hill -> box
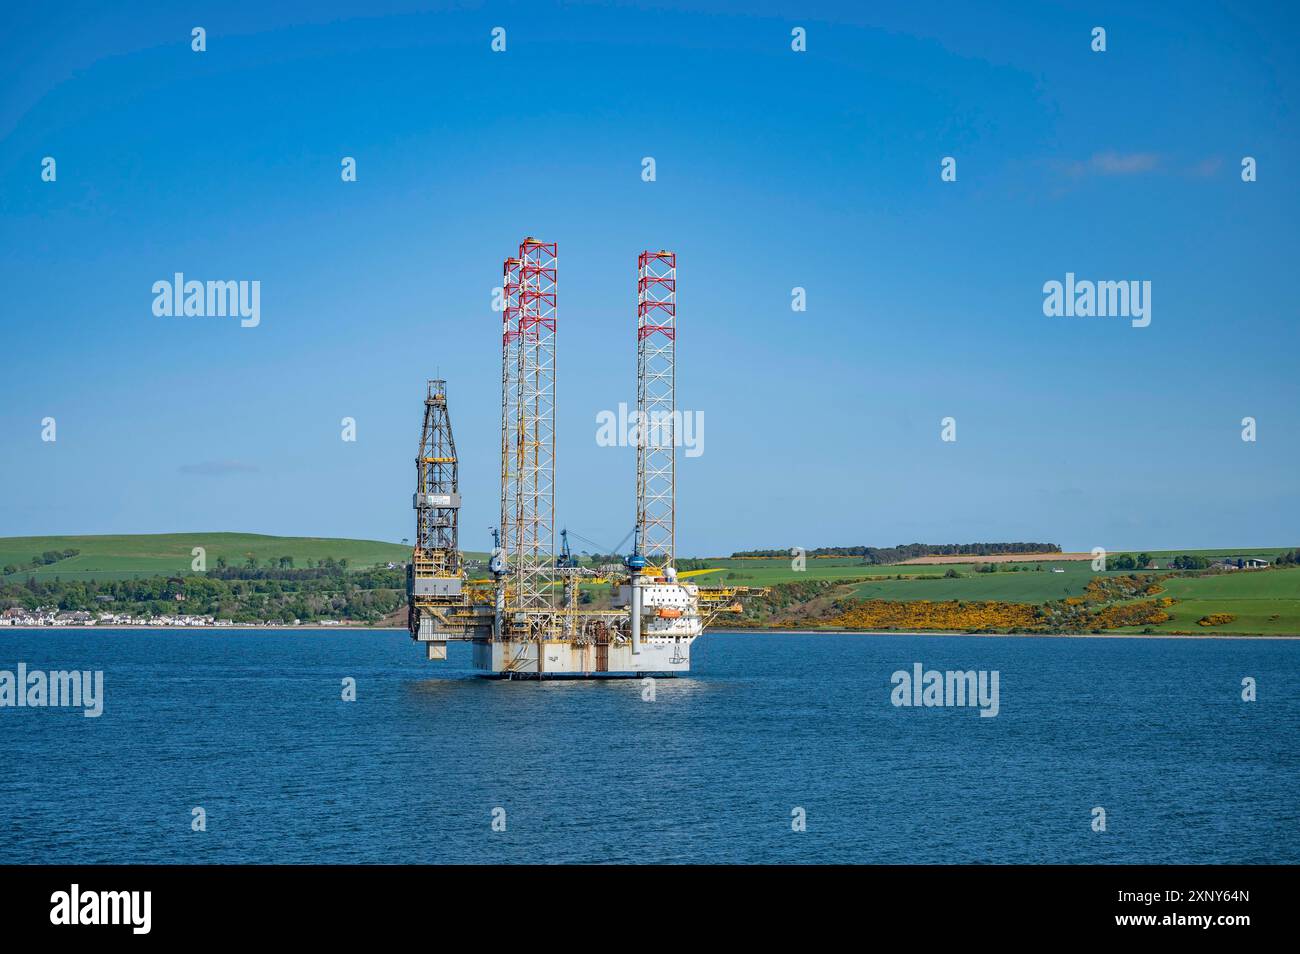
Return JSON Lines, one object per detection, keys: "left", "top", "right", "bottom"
{"left": 0, "top": 533, "right": 411, "bottom": 581}
{"left": 706, "top": 549, "right": 1294, "bottom": 588}
{"left": 712, "top": 549, "right": 1299, "bottom": 635}
{"left": 1112, "top": 568, "right": 1300, "bottom": 635}
{"left": 850, "top": 560, "right": 1102, "bottom": 602}
{"left": 3, "top": 535, "right": 1295, "bottom": 634}
{"left": 690, "top": 557, "right": 921, "bottom": 585}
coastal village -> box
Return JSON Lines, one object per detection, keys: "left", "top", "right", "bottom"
{"left": 0, "top": 607, "right": 348, "bottom": 628}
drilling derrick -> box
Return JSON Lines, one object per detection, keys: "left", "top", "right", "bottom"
{"left": 636, "top": 250, "right": 677, "bottom": 570}
{"left": 499, "top": 256, "right": 522, "bottom": 577}
{"left": 513, "top": 238, "right": 558, "bottom": 622}
{"left": 407, "top": 380, "right": 491, "bottom": 659}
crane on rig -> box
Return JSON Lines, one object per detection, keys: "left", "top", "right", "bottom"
{"left": 556, "top": 529, "right": 578, "bottom": 569}
{"left": 406, "top": 240, "right": 762, "bottom": 677}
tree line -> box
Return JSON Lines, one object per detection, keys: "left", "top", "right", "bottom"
{"left": 731, "top": 543, "right": 1062, "bottom": 564}
{"left": 2, "top": 548, "right": 80, "bottom": 576}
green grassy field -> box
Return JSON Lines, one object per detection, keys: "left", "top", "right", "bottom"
{"left": 0, "top": 533, "right": 410, "bottom": 581}
{"left": 845, "top": 563, "right": 1299, "bottom": 634}
{"left": 694, "top": 555, "right": 1125, "bottom": 599}
{"left": 850, "top": 561, "right": 1105, "bottom": 601}
{"left": 700, "top": 549, "right": 1294, "bottom": 588}
{"left": 689, "top": 557, "right": 968, "bottom": 585}
{"left": 701, "top": 550, "right": 1299, "bottom": 635}
{"left": 1112, "top": 569, "right": 1300, "bottom": 635}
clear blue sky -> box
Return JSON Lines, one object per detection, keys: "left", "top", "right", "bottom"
{"left": 1, "top": 1, "right": 1297, "bottom": 555}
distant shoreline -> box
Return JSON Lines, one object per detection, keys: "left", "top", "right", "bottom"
{"left": 0, "top": 624, "right": 405, "bottom": 633}
{"left": 2, "top": 625, "right": 1295, "bottom": 640}
{"left": 734, "top": 628, "right": 1299, "bottom": 640}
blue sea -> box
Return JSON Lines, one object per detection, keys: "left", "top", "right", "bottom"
{"left": 1, "top": 629, "right": 1296, "bottom": 864}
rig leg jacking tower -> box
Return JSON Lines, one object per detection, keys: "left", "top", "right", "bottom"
{"left": 406, "top": 241, "right": 761, "bottom": 678}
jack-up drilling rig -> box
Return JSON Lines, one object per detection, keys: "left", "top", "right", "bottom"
{"left": 407, "top": 239, "right": 760, "bottom": 677}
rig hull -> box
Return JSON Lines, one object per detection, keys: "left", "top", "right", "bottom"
{"left": 471, "top": 636, "right": 694, "bottom": 677}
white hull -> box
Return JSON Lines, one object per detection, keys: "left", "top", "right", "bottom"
{"left": 415, "top": 578, "right": 709, "bottom": 677}
{"left": 471, "top": 636, "right": 695, "bottom": 677}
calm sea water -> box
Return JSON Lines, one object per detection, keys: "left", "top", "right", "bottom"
{"left": 1, "top": 628, "right": 1296, "bottom": 864}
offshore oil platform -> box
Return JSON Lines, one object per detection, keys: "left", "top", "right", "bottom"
{"left": 406, "top": 239, "right": 757, "bottom": 677}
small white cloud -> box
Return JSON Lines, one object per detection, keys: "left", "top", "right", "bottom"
{"left": 1091, "top": 151, "right": 1160, "bottom": 174}
{"left": 1059, "top": 151, "right": 1161, "bottom": 178}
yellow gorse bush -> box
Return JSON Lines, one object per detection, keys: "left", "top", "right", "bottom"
{"left": 1197, "top": 613, "right": 1236, "bottom": 627}
{"left": 828, "top": 600, "right": 1039, "bottom": 631}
